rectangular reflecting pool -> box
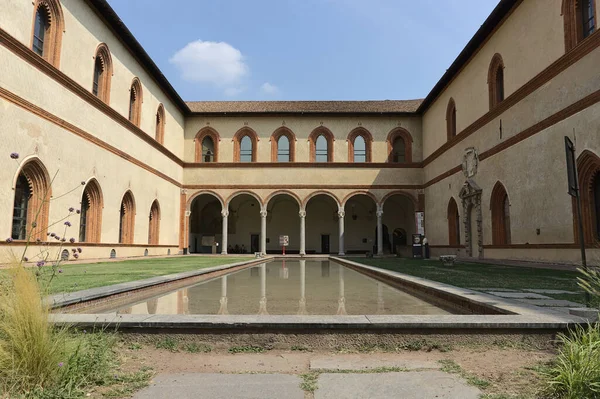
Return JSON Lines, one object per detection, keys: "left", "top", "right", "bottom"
{"left": 99, "top": 260, "right": 453, "bottom": 316}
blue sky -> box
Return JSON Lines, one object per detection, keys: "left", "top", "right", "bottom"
{"left": 106, "top": 0, "right": 500, "bottom": 101}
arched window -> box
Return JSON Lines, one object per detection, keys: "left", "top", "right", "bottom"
{"left": 574, "top": 150, "right": 600, "bottom": 244}
{"left": 488, "top": 54, "right": 505, "bottom": 110}
{"left": 128, "top": 78, "right": 143, "bottom": 127}
{"left": 11, "top": 159, "right": 51, "bottom": 241}
{"left": 448, "top": 198, "right": 460, "bottom": 246}
{"left": 347, "top": 128, "right": 373, "bottom": 162}
{"left": 233, "top": 127, "right": 258, "bottom": 162}
{"left": 563, "top": 0, "right": 597, "bottom": 51}
{"left": 491, "top": 182, "right": 511, "bottom": 245}
{"left": 309, "top": 127, "right": 334, "bottom": 162}
{"left": 79, "top": 179, "right": 103, "bottom": 243}
{"left": 155, "top": 104, "right": 165, "bottom": 144}
{"left": 386, "top": 128, "right": 413, "bottom": 163}
{"left": 195, "top": 127, "right": 219, "bottom": 162}
{"left": 92, "top": 43, "right": 112, "bottom": 103}
{"left": 31, "top": 0, "right": 64, "bottom": 67}
{"left": 270, "top": 127, "right": 296, "bottom": 162}
{"left": 119, "top": 191, "right": 135, "bottom": 244}
{"left": 148, "top": 200, "right": 160, "bottom": 245}
{"left": 446, "top": 98, "right": 457, "bottom": 140}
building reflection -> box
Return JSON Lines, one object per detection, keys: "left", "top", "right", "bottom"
{"left": 336, "top": 265, "right": 347, "bottom": 315}
{"left": 258, "top": 263, "right": 268, "bottom": 315}
{"left": 218, "top": 276, "right": 228, "bottom": 315}
{"left": 298, "top": 260, "right": 308, "bottom": 315}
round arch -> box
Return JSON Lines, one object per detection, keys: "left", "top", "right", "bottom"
{"left": 347, "top": 127, "right": 373, "bottom": 162}
{"left": 308, "top": 126, "right": 335, "bottom": 162}
{"left": 386, "top": 128, "right": 413, "bottom": 163}
{"left": 233, "top": 127, "right": 259, "bottom": 162}
{"left": 302, "top": 190, "right": 341, "bottom": 209}
{"left": 195, "top": 127, "right": 220, "bottom": 162}
{"left": 264, "top": 190, "right": 302, "bottom": 208}
{"left": 490, "top": 181, "right": 511, "bottom": 245}
{"left": 341, "top": 191, "right": 378, "bottom": 207}
{"left": 225, "top": 191, "right": 264, "bottom": 208}
{"left": 187, "top": 190, "right": 225, "bottom": 211}
{"left": 381, "top": 190, "right": 418, "bottom": 209}
{"left": 270, "top": 127, "right": 296, "bottom": 162}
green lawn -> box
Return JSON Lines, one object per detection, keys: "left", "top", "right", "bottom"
{"left": 349, "top": 257, "right": 599, "bottom": 307}
{"left": 46, "top": 256, "right": 250, "bottom": 294}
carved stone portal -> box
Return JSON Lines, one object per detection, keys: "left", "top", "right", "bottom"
{"left": 459, "top": 179, "right": 483, "bottom": 259}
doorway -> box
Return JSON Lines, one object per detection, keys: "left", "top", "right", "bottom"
{"left": 321, "top": 234, "right": 330, "bottom": 254}
{"left": 250, "top": 234, "right": 259, "bottom": 253}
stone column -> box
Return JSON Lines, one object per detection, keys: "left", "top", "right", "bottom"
{"left": 299, "top": 210, "right": 306, "bottom": 256}
{"left": 221, "top": 209, "right": 229, "bottom": 255}
{"left": 376, "top": 209, "right": 384, "bottom": 256}
{"left": 260, "top": 209, "right": 268, "bottom": 255}
{"left": 338, "top": 210, "right": 345, "bottom": 256}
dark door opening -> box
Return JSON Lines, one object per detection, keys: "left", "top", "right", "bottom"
{"left": 321, "top": 234, "right": 330, "bottom": 254}
{"left": 250, "top": 234, "right": 259, "bottom": 253}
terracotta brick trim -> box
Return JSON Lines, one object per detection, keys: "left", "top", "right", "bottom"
{"left": 81, "top": 178, "right": 103, "bottom": 243}
{"left": 184, "top": 184, "right": 420, "bottom": 190}
{"left": 309, "top": 126, "right": 335, "bottom": 162}
{"left": 119, "top": 191, "right": 135, "bottom": 244}
{"left": 447, "top": 197, "right": 460, "bottom": 246}
{"left": 155, "top": 104, "right": 165, "bottom": 144}
{"left": 562, "top": 0, "right": 598, "bottom": 52}
{"left": 30, "top": 0, "right": 64, "bottom": 68}
{"left": 92, "top": 43, "right": 113, "bottom": 104}
{"left": 380, "top": 190, "right": 418, "bottom": 208}
{"left": 490, "top": 181, "right": 511, "bottom": 245}
{"left": 13, "top": 158, "right": 52, "bottom": 242}
{"left": 183, "top": 162, "right": 421, "bottom": 169}
{"left": 386, "top": 127, "right": 413, "bottom": 163}
{"left": 302, "top": 191, "right": 341, "bottom": 208}
{"left": 148, "top": 200, "right": 160, "bottom": 245}
{"left": 194, "top": 127, "right": 220, "bottom": 163}
{"left": 263, "top": 190, "right": 302, "bottom": 207}
{"left": 341, "top": 191, "right": 379, "bottom": 207}
{"left": 270, "top": 127, "right": 296, "bottom": 162}
{"left": 483, "top": 244, "right": 579, "bottom": 249}
{"left": 233, "top": 127, "right": 259, "bottom": 162}
{"left": 129, "top": 78, "right": 143, "bottom": 127}
{"left": 347, "top": 127, "right": 373, "bottom": 163}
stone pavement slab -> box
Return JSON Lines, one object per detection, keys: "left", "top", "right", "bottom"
{"left": 487, "top": 292, "right": 551, "bottom": 299}
{"left": 132, "top": 373, "right": 304, "bottom": 399}
{"left": 515, "top": 298, "right": 583, "bottom": 307}
{"left": 314, "top": 371, "right": 481, "bottom": 399}
{"left": 310, "top": 354, "right": 439, "bottom": 371}
{"left": 524, "top": 289, "right": 579, "bottom": 294}
{"left": 469, "top": 288, "right": 519, "bottom": 292}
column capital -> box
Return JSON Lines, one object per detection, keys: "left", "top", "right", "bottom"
{"left": 376, "top": 210, "right": 384, "bottom": 218}
{"left": 338, "top": 210, "right": 345, "bottom": 218}
{"left": 260, "top": 210, "right": 268, "bottom": 218}
{"left": 299, "top": 210, "right": 307, "bottom": 218}
{"left": 221, "top": 210, "right": 229, "bottom": 218}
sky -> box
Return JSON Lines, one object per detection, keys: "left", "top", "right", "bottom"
{"left": 106, "top": 0, "right": 500, "bottom": 102}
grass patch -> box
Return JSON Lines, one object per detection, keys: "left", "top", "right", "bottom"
{"left": 45, "top": 256, "right": 250, "bottom": 294}
{"left": 290, "top": 345, "right": 311, "bottom": 352}
{"left": 228, "top": 345, "right": 265, "bottom": 354}
{"left": 439, "top": 359, "right": 491, "bottom": 389}
{"left": 155, "top": 337, "right": 179, "bottom": 352}
{"left": 183, "top": 343, "right": 211, "bottom": 354}
{"left": 102, "top": 367, "right": 154, "bottom": 398}
{"left": 299, "top": 372, "right": 319, "bottom": 393}
{"left": 337, "top": 339, "right": 452, "bottom": 354}
{"left": 128, "top": 343, "right": 142, "bottom": 351}
{"left": 350, "top": 257, "right": 594, "bottom": 305}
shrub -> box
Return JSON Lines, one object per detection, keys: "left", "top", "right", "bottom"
{"left": 544, "top": 324, "right": 600, "bottom": 399}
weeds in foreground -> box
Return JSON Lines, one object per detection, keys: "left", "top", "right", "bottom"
{"left": 228, "top": 345, "right": 265, "bottom": 354}
{"left": 439, "top": 359, "right": 491, "bottom": 389}
{"left": 155, "top": 337, "right": 179, "bottom": 352}
{"left": 183, "top": 343, "right": 211, "bottom": 354}
{"left": 543, "top": 324, "right": 600, "bottom": 399}
{"left": 299, "top": 372, "right": 319, "bottom": 393}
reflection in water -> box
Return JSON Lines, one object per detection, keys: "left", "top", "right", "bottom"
{"left": 106, "top": 260, "right": 451, "bottom": 316}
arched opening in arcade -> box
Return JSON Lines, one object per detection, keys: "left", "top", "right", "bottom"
{"left": 265, "top": 193, "right": 301, "bottom": 254}
{"left": 188, "top": 193, "right": 224, "bottom": 253}
{"left": 227, "top": 193, "right": 262, "bottom": 254}
{"left": 381, "top": 193, "right": 416, "bottom": 256}
{"left": 343, "top": 194, "right": 377, "bottom": 254}
{"left": 305, "top": 193, "right": 340, "bottom": 254}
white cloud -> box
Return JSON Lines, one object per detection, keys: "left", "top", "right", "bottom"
{"left": 224, "top": 87, "right": 246, "bottom": 97}
{"left": 260, "top": 82, "right": 279, "bottom": 95}
{"left": 169, "top": 40, "right": 249, "bottom": 90}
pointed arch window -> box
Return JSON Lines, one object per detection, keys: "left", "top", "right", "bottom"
{"left": 277, "top": 136, "right": 290, "bottom": 162}
{"left": 448, "top": 198, "right": 460, "bottom": 246}
{"left": 31, "top": 0, "right": 64, "bottom": 67}
{"left": 155, "top": 104, "right": 165, "bottom": 144}
{"left": 91, "top": 43, "right": 112, "bottom": 103}
{"left": 309, "top": 127, "right": 334, "bottom": 162}
{"left": 491, "top": 182, "right": 511, "bottom": 245}
{"left": 386, "top": 128, "right": 413, "bottom": 163}
{"left": 79, "top": 179, "right": 103, "bottom": 243}
{"left": 119, "top": 191, "right": 135, "bottom": 244}
{"left": 11, "top": 159, "right": 51, "bottom": 241}
{"left": 194, "top": 127, "right": 219, "bottom": 163}
{"left": 488, "top": 54, "right": 505, "bottom": 110}
{"left": 128, "top": 78, "right": 143, "bottom": 127}
{"left": 148, "top": 200, "right": 160, "bottom": 245}
{"left": 233, "top": 127, "right": 258, "bottom": 162}
{"left": 446, "top": 98, "right": 457, "bottom": 140}
{"left": 563, "top": 0, "right": 597, "bottom": 51}
{"left": 270, "top": 127, "right": 296, "bottom": 162}
{"left": 574, "top": 150, "right": 600, "bottom": 244}
{"left": 348, "top": 128, "right": 373, "bottom": 162}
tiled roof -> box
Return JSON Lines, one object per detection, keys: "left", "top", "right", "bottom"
{"left": 186, "top": 100, "right": 423, "bottom": 114}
